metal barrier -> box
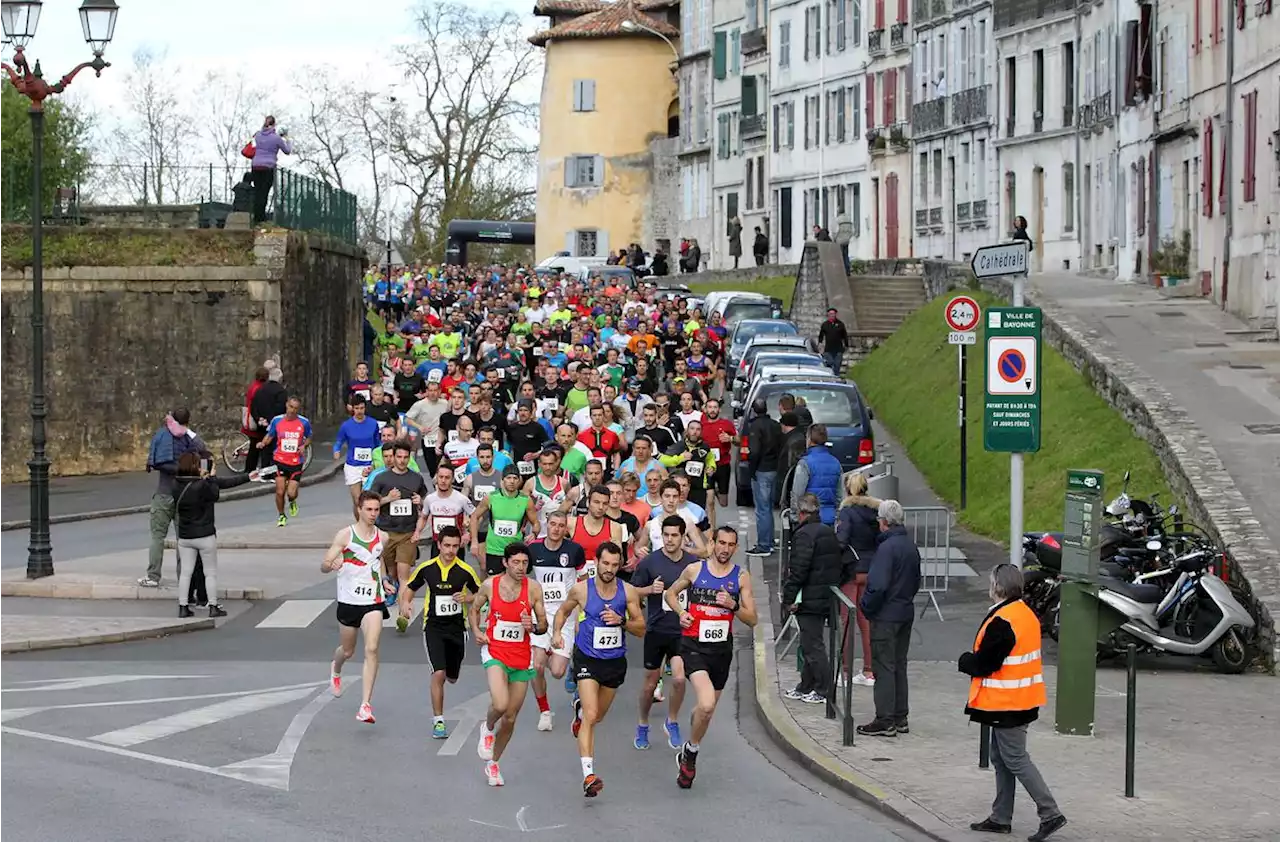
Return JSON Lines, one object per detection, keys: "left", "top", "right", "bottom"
{"left": 826, "top": 584, "right": 858, "bottom": 745}
{"left": 904, "top": 505, "right": 952, "bottom": 621}
{"left": 273, "top": 168, "right": 358, "bottom": 244}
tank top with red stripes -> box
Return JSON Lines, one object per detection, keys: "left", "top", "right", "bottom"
{"left": 571, "top": 515, "right": 610, "bottom": 562}
{"left": 485, "top": 576, "right": 533, "bottom": 669}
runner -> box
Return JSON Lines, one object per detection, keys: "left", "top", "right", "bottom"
{"left": 442, "top": 416, "right": 480, "bottom": 482}
{"left": 368, "top": 439, "right": 429, "bottom": 605}
{"left": 631, "top": 515, "right": 696, "bottom": 750}
{"left": 699, "top": 398, "right": 737, "bottom": 509}
{"left": 664, "top": 525, "right": 759, "bottom": 789}
{"left": 407, "top": 464, "right": 477, "bottom": 631}
{"left": 552, "top": 542, "right": 645, "bottom": 797}
{"left": 470, "top": 542, "right": 549, "bottom": 786}
{"left": 321, "top": 491, "right": 391, "bottom": 723}
{"left": 398, "top": 525, "right": 481, "bottom": 739}
{"left": 525, "top": 448, "right": 572, "bottom": 537}
{"left": 527, "top": 511, "right": 587, "bottom": 731}
{"left": 634, "top": 479, "right": 710, "bottom": 558}
{"left": 470, "top": 465, "right": 538, "bottom": 577}
{"left": 258, "top": 396, "right": 312, "bottom": 527}
{"left": 334, "top": 396, "right": 381, "bottom": 517}
{"left": 570, "top": 484, "right": 624, "bottom": 579}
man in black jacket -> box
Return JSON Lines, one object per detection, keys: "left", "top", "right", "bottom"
{"left": 745, "top": 399, "right": 782, "bottom": 556}
{"left": 782, "top": 494, "right": 845, "bottom": 703}
{"left": 818, "top": 308, "right": 850, "bottom": 376}
{"left": 774, "top": 412, "right": 806, "bottom": 509}
{"left": 249, "top": 369, "right": 288, "bottom": 444}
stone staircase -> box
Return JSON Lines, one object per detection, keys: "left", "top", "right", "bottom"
{"left": 849, "top": 275, "right": 929, "bottom": 334}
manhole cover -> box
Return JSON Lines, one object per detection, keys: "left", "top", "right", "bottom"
{"left": 1244, "top": 424, "right": 1280, "bottom": 435}
{"left": 1229, "top": 362, "right": 1265, "bottom": 370}
{"left": 1195, "top": 341, "right": 1228, "bottom": 348}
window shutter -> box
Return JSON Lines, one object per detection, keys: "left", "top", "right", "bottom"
{"left": 1213, "top": 0, "right": 1221, "bottom": 42}
{"left": 1193, "top": 0, "right": 1201, "bottom": 53}
{"left": 787, "top": 101, "right": 796, "bottom": 147}
{"left": 804, "top": 11, "right": 811, "bottom": 60}
{"left": 1202, "top": 119, "right": 1214, "bottom": 217}
{"left": 1236, "top": 0, "right": 1246, "bottom": 28}
{"left": 875, "top": 0, "right": 884, "bottom": 29}
{"left": 905, "top": 62, "right": 913, "bottom": 110}
{"left": 565, "top": 157, "right": 578, "bottom": 188}
{"left": 866, "top": 74, "right": 876, "bottom": 130}
{"left": 714, "top": 31, "right": 727, "bottom": 80}
{"left": 573, "top": 80, "right": 582, "bottom": 111}
{"left": 593, "top": 155, "right": 604, "bottom": 186}
{"left": 804, "top": 97, "right": 811, "bottom": 148}
{"left": 1218, "top": 125, "right": 1228, "bottom": 214}
{"left": 898, "top": 0, "right": 907, "bottom": 23}
{"left": 773, "top": 104, "right": 781, "bottom": 152}
{"left": 565, "top": 232, "right": 576, "bottom": 255}
{"left": 742, "top": 75, "right": 758, "bottom": 116}
{"left": 1244, "top": 91, "right": 1257, "bottom": 202}
{"left": 886, "top": 68, "right": 897, "bottom": 124}
{"left": 596, "top": 229, "right": 609, "bottom": 258}
{"left": 815, "top": 7, "right": 822, "bottom": 56}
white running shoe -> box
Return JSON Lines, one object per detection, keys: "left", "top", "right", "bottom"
{"left": 356, "top": 703, "right": 375, "bottom": 723}
{"left": 653, "top": 678, "right": 665, "bottom": 702}
{"left": 477, "top": 725, "right": 495, "bottom": 760}
{"left": 485, "top": 761, "right": 504, "bottom": 787}
{"left": 851, "top": 673, "right": 876, "bottom": 687}
{"left": 329, "top": 664, "right": 342, "bottom": 697}
{"left": 537, "top": 710, "right": 554, "bottom": 732}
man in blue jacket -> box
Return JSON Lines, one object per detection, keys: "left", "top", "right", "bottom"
{"left": 857, "top": 499, "right": 921, "bottom": 737}
{"left": 788, "top": 424, "right": 842, "bottom": 525}
{"left": 139, "top": 408, "right": 212, "bottom": 588}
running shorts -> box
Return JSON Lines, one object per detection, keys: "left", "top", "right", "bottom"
{"left": 713, "top": 463, "right": 731, "bottom": 496}
{"left": 424, "top": 624, "right": 466, "bottom": 681}
{"left": 572, "top": 651, "right": 628, "bottom": 690}
{"left": 384, "top": 531, "right": 419, "bottom": 568}
{"left": 485, "top": 553, "right": 506, "bottom": 577}
{"left": 274, "top": 459, "right": 305, "bottom": 480}
{"left": 530, "top": 615, "right": 575, "bottom": 659}
{"left": 336, "top": 601, "right": 389, "bottom": 628}
{"left": 643, "top": 632, "right": 684, "bottom": 671}
{"left": 679, "top": 639, "right": 733, "bottom": 691}
{"left": 343, "top": 463, "right": 368, "bottom": 486}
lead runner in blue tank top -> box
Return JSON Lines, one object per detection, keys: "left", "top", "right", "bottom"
{"left": 551, "top": 541, "right": 645, "bottom": 799}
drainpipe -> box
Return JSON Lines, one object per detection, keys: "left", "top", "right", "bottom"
{"left": 1221, "top": 0, "right": 1236, "bottom": 310}
{"left": 1074, "top": 7, "right": 1083, "bottom": 269}
{"left": 1146, "top": 0, "right": 1158, "bottom": 276}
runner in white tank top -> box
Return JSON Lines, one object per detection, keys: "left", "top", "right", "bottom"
{"left": 323, "top": 491, "right": 392, "bottom": 724}
{"left": 526, "top": 457, "right": 569, "bottom": 537}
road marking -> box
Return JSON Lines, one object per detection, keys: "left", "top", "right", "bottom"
{"left": 256, "top": 600, "right": 335, "bottom": 628}
{"left": 218, "top": 684, "right": 347, "bottom": 789}
{"left": 4, "top": 725, "right": 228, "bottom": 780}
{"left": 0, "top": 680, "right": 327, "bottom": 724}
{"left": 437, "top": 691, "right": 491, "bottom": 756}
{"left": 91, "top": 686, "right": 319, "bottom": 747}
{"left": 469, "top": 805, "right": 566, "bottom": 833}
{"left": 1, "top": 675, "right": 213, "bottom": 693}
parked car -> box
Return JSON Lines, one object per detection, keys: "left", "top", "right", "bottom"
{"left": 735, "top": 375, "right": 876, "bottom": 501}
{"left": 535, "top": 253, "right": 603, "bottom": 276}
{"left": 711, "top": 293, "right": 786, "bottom": 327}
{"left": 726, "top": 319, "right": 802, "bottom": 371}
{"left": 733, "top": 350, "right": 826, "bottom": 402}
{"left": 581, "top": 264, "right": 637, "bottom": 289}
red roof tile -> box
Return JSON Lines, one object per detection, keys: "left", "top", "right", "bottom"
{"left": 530, "top": 0, "right": 680, "bottom": 47}
{"left": 532, "top": 0, "right": 609, "bottom": 15}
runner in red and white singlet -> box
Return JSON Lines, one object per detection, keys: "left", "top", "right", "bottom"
{"left": 258, "top": 396, "right": 312, "bottom": 527}
{"left": 570, "top": 485, "right": 623, "bottom": 579}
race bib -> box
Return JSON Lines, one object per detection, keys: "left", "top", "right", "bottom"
{"left": 473, "top": 485, "right": 494, "bottom": 500}
{"left": 537, "top": 399, "right": 558, "bottom": 417}
{"left": 389, "top": 499, "right": 413, "bottom": 517}
{"left": 375, "top": 419, "right": 388, "bottom": 430}
{"left": 431, "top": 515, "right": 455, "bottom": 534}
{"left": 453, "top": 465, "right": 468, "bottom": 484}
{"left": 592, "top": 625, "right": 623, "bottom": 650}
{"left": 355, "top": 389, "right": 371, "bottom": 401}
{"left": 280, "top": 438, "right": 300, "bottom": 454}
{"left": 517, "top": 460, "right": 535, "bottom": 476}
{"left": 494, "top": 520, "right": 519, "bottom": 538}
{"left": 353, "top": 447, "right": 372, "bottom": 462}
{"left": 685, "top": 461, "right": 703, "bottom": 478}
{"left": 493, "top": 619, "right": 525, "bottom": 642}
{"left": 425, "top": 433, "right": 439, "bottom": 447}
{"left": 532, "top": 346, "right": 543, "bottom": 357}
{"left": 663, "top": 590, "right": 689, "bottom": 612}
{"left": 427, "top": 369, "right": 443, "bottom": 383}
{"left": 434, "top": 595, "right": 462, "bottom": 617}
{"left": 541, "top": 583, "right": 566, "bottom": 604}
{"left": 699, "top": 619, "right": 731, "bottom": 643}
{"left": 448, "top": 430, "right": 459, "bottom": 443}
{"left": 583, "top": 561, "right": 597, "bottom": 579}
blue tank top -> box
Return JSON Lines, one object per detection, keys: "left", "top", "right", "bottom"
{"left": 574, "top": 577, "right": 629, "bottom": 659}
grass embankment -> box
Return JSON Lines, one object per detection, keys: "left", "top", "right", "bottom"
{"left": 852, "top": 291, "right": 1173, "bottom": 541}
{"left": 0, "top": 225, "right": 256, "bottom": 269}
{"left": 687, "top": 275, "right": 798, "bottom": 312}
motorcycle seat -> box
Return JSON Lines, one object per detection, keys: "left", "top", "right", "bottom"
{"left": 1105, "top": 578, "right": 1164, "bottom": 604}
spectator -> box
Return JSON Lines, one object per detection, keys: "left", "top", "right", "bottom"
{"left": 960, "top": 564, "right": 1067, "bottom": 842}
{"left": 788, "top": 424, "right": 841, "bottom": 526}
{"left": 835, "top": 211, "right": 854, "bottom": 275}
{"left": 774, "top": 411, "right": 806, "bottom": 509}
{"left": 139, "top": 408, "right": 213, "bottom": 588}
{"left": 782, "top": 493, "right": 845, "bottom": 704}
{"left": 812, "top": 224, "right": 832, "bottom": 242}
{"left": 687, "top": 238, "right": 702, "bottom": 272}
{"left": 728, "top": 216, "right": 743, "bottom": 269}
{"left": 778, "top": 392, "right": 812, "bottom": 431}
{"left": 249, "top": 115, "right": 292, "bottom": 224}
{"left": 650, "top": 249, "right": 669, "bottom": 277}
{"left": 744, "top": 398, "right": 782, "bottom": 556}
{"left": 250, "top": 366, "right": 288, "bottom": 471}
{"left": 173, "top": 452, "right": 253, "bottom": 618}
{"left": 857, "top": 499, "right": 921, "bottom": 737}
{"left": 242, "top": 366, "right": 270, "bottom": 474}
{"left": 836, "top": 473, "right": 881, "bottom": 687}
{"left": 1011, "top": 215, "right": 1033, "bottom": 251}
{"left": 752, "top": 226, "right": 769, "bottom": 266}
{"left": 818, "top": 308, "right": 850, "bottom": 376}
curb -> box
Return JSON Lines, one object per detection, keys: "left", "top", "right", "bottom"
{"left": 0, "top": 456, "right": 343, "bottom": 532}
{"left": 164, "top": 539, "right": 331, "bottom": 550}
{"left": 0, "top": 582, "right": 264, "bottom": 600}
{"left": 745, "top": 556, "right": 964, "bottom": 842}
{"left": 1, "top": 617, "right": 216, "bottom": 653}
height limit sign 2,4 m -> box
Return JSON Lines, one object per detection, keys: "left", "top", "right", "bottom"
{"left": 983, "top": 306, "right": 1042, "bottom": 453}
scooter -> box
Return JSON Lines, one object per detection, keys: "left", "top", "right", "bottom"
{"left": 1096, "top": 549, "right": 1255, "bottom": 673}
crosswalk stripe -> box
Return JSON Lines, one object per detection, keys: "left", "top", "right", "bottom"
{"left": 90, "top": 687, "right": 319, "bottom": 747}
{"left": 256, "top": 600, "right": 334, "bottom": 629}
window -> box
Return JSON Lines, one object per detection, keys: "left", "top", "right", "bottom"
{"left": 1062, "top": 163, "right": 1075, "bottom": 232}
{"left": 884, "top": 68, "right": 897, "bottom": 124}
{"left": 958, "top": 27, "right": 969, "bottom": 92}
{"left": 695, "top": 67, "right": 710, "bottom": 143}
{"left": 732, "top": 30, "right": 741, "bottom": 75}
{"left": 851, "top": 82, "right": 862, "bottom": 139}
{"left": 773, "top": 104, "right": 781, "bottom": 152}
{"left": 836, "top": 90, "right": 847, "bottom": 141}
{"left": 811, "top": 95, "right": 821, "bottom": 146}
{"left": 1005, "top": 171, "right": 1017, "bottom": 233}
{"left": 852, "top": 0, "right": 862, "bottom": 45}
{"left": 866, "top": 75, "right": 876, "bottom": 130}
{"left": 1033, "top": 49, "right": 1045, "bottom": 128}
{"left": 746, "top": 158, "right": 755, "bottom": 209}
{"left": 779, "top": 21, "right": 791, "bottom": 68}
{"left": 804, "top": 6, "right": 821, "bottom": 61}
{"left": 976, "top": 18, "right": 988, "bottom": 86}
{"left": 575, "top": 230, "right": 599, "bottom": 257}
{"left": 714, "top": 31, "right": 728, "bottom": 80}
{"left": 746, "top": 0, "right": 759, "bottom": 29}
{"left": 787, "top": 101, "right": 796, "bottom": 147}
{"left": 1063, "top": 42, "right": 1075, "bottom": 126}
{"left": 836, "top": 0, "right": 847, "bottom": 50}
{"left": 727, "top": 191, "right": 739, "bottom": 223}
{"left": 572, "top": 80, "right": 596, "bottom": 112}
{"left": 960, "top": 141, "right": 971, "bottom": 201}
{"left": 742, "top": 75, "right": 759, "bottom": 116}
{"left": 780, "top": 186, "right": 793, "bottom": 247}
{"left": 932, "top": 150, "right": 943, "bottom": 200}
{"left": 717, "top": 113, "right": 731, "bottom": 159}
{"left": 1243, "top": 90, "right": 1258, "bottom": 202}
{"left": 852, "top": 182, "right": 862, "bottom": 235}
{"left": 919, "top": 152, "right": 929, "bottom": 202}
{"left": 1135, "top": 157, "right": 1147, "bottom": 235}
{"left": 1202, "top": 118, "right": 1215, "bottom": 217}
{"left": 1005, "top": 56, "right": 1016, "bottom": 132}
{"left": 565, "top": 154, "right": 602, "bottom": 187}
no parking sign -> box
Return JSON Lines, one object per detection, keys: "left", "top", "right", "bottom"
{"left": 983, "top": 308, "right": 1042, "bottom": 452}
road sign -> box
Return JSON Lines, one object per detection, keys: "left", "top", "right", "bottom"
{"left": 948, "top": 331, "right": 977, "bottom": 345}
{"left": 944, "top": 295, "right": 981, "bottom": 332}
{"left": 971, "top": 242, "right": 1030, "bottom": 279}
{"left": 1057, "top": 469, "right": 1104, "bottom": 737}
{"left": 983, "top": 307, "right": 1042, "bottom": 452}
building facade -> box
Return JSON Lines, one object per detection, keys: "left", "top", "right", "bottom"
{"left": 675, "top": 0, "right": 716, "bottom": 270}
{"left": 864, "top": 0, "right": 914, "bottom": 258}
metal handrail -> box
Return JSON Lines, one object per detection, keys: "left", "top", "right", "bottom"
{"left": 826, "top": 584, "right": 857, "bottom": 745}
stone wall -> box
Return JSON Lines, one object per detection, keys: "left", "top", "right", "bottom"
{"left": 77, "top": 204, "right": 202, "bottom": 229}
{"left": 976, "top": 275, "right": 1278, "bottom": 670}
{"left": 1, "top": 229, "right": 363, "bottom": 482}
{"left": 673, "top": 262, "right": 801, "bottom": 289}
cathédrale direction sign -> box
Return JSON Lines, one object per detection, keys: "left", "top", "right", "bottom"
{"left": 984, "top": 307, "right": 1042, "bottom": 452}
{"left": 971, "top": 242, "right": 1030, "bottom": 279}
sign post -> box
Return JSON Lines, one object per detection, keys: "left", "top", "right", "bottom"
{"left": 1056, "top": 469, "right": 1103, "bottom": 736}
{"left": 945, "top": 295, "right": 981, "bottom": 510}
{"left": 972, "top": 242, "right": 1035, "bottom": 567}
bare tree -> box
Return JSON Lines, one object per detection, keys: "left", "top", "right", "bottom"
{"left": 102, "top": 48, "right": 195, "bottom": 204}
{"left": 193, "top": 69, "right": 263, "bottom": 196}
{"left": 391, "top": 0, "right": 539, "bottom": 261}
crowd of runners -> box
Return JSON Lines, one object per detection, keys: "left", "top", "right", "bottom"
{"left": 304, "top": 262, "right": 761, "bottom": 796}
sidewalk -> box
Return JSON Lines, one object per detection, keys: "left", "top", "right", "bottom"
{"left": 1, "top": 613, "right": 214, "bottom": 653}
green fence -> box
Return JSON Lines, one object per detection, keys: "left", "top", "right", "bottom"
{"left": 273, "top": 169, "right": 358, "bottom": 244}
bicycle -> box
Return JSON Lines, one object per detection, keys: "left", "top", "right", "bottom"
{"left": 221, "top": 432, "right": 314, "bottom": 474}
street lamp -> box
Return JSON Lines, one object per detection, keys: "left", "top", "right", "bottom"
{"left": 619, "top": 18, "right": 679, "bottom": 66}
{"left": 2, "top": 0, "right": 120, "bottom": 580}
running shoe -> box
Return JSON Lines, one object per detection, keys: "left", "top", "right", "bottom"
{"left": 384, "top": 580, "right": 398, "bottom": 609}
{"left": 432, "top": 720, "right": 448, "bottom": 740}
{"left": 330, "top": 663, "right": 343, "bottom": 697}
{"left": 663, "top": 661, "right": 673, "bottom": 677}
{"left": 634, "top": 724, "right": 650, "bottom": 750}
{"left": 676, "top": 746, "right": 697, "bottom": 789}
{"left": 564, "top": 675, "right": 577, "bottom": 696}
{"left": 537, "top": 710, "right": 554, "bottom": 732}
{"left": 288, "top": 499, "right": 299, "bottom": 518}
{"left": 485, "top": 761, "right": 504, "bottom": 787}
{"left": 477, "top": 726, "right": 495, "bottom": 760}
{"left": 395, "top": 614, "right": 409, "bottom": 634}
{"left": 571, "top": 697, "right": 583, "bottom": 739}
{"left": 784, "top": 687, "right": 808, "bottom": 700}
{"left": 800, "top": 691, "right": 826, "bottom": 705}
{"left": 276, "top": 514, "right": 287, "bottom": 528}
{"left": 357, "top": 703, "right": 375, "bottom": 724}
{"left": 851, "top": 673, "right": 876, "bottom": 687}
{"left": 583, "top": 774, "right": 603, "bottom": 798}
{"left": 653, "top": 678, "right": 665, "bottom": 702}
{"left": 664, "top": 719, "right": 682, "bottom": 749}
{"left": 137, "top": 577, "right": 160, "bottom": 588}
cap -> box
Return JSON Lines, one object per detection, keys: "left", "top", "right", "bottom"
{"left": 626, "top": 377, "right": 642, "bottom": 389}
{"left": 502, "top": 464, "right": 523, "bottom": 479}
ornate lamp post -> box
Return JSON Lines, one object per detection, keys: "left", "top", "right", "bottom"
{"left": 2, "top": 0, "right": 120, "bottom": 579}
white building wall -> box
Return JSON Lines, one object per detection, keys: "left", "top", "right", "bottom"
{"left": 678, "top": 0, "right": 715, "bottom": 269}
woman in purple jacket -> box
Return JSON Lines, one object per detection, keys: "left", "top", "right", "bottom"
{"left": 250, "top": 115, "right": 293, "bottom": 223}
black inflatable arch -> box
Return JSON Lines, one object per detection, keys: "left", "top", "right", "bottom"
{"left": 444, "top": 219, "right": 536, "bottom": 265}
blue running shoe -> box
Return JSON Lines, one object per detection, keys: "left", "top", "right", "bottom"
{"left": 634, "top": 724, "right": 650, "bottom": 750}
{"left": 432, "top": 720, "right": 447, "bottom": 739}
{"left": 564, "top": 675, "right": 577, "bottom": 696}
{"left": 384, "top": 579, "right": 399, "bottom": 609}
{"left": 664, "top": 719, "right": 682, "bottom": 749}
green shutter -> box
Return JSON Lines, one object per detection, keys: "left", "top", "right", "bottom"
{"left": 713, "top": 31, "right": 727, "bottom": 80}
{"left": 742, "top": 76, "right": 758, "bottom": 116}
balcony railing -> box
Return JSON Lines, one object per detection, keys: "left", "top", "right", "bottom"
{"left": 1062, "top": 103, "right": 1074, "bottom": 127}
{"left": 913, "top": 0, "right": 932, "bottom": 22}
{"left": 912, "top": 97, "right": 947, "bottom": 134}
{"left": 956, "top": 201, "right": 972, "bottom": 224}
{"left": 995, "top": 0, "right": 1074, "bottom": 32}
{"left": 889, "top": 122, "right": 910, "bottom": 146}
{"left": 972, "top": 199, "right": 988, "bottom": 220}
{"left": 740, "top": 113, "right": 767, "bottom": 139}
{"left": 931, "top": 0, "right": 950, "bottom": 17}
{"left": 915, "top": 209, "right": 929, "bottom": 230}
{"left": 890, "top": 22, "right": 908, "bottom": 49}
{"left": 1094, "top": 90, "right": 1112, "bottom": 122}
{"left": 742, "top": 27, "right": 767, "bottom": 54}
{"left": 929, "top": 207, "right": 944, "bottom": 227}
{"left": 868, "top": 29, "right": 885, "bottom": 55}
{"left": 1078, "top": 100, "right": 1095, "bottom": 130}
{"left": 951, "top": 86, "right": 989, "bottom": 126}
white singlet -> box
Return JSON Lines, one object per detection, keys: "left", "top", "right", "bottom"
{"left": 336, "top": 527, "right": 385, "bottom": 606}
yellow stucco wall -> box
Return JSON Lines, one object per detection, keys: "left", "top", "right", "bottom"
{"left": 535, "top": 36, "right": 676, "bottom": 259}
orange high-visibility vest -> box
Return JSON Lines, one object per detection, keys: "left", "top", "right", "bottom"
{"left": 967, "top": 600, "right": 1047, "bottom": 712}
